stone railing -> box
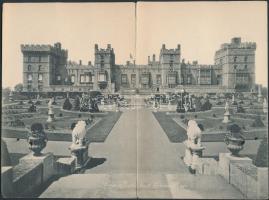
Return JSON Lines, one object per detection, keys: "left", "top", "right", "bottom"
{"left": 195, "top": 153, "right": 268, "bottom": 199}
{"left": 1, "top": 153, "right": 55, "bottom": 197}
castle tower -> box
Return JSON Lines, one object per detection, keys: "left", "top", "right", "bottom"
{"left": 94, "top": 44, "right": 115, "bottom": 92}
{"left": 214, "top": 37, "right": 256, "bottom": 91}
{"left": 21, "top": 43, "right": 68, "bottom": 93}
{"left": 159, "top": 44, "right": 181, "bottom": 89}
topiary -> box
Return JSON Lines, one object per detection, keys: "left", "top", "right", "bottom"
{"left": 63, "top": 98, "right": 72, "bottom": 110}
{"left": 254, "top": 138, "right": 268, "bottom": 167}
{"left": 73, "top": 96, "right": 81, "bottom": 111}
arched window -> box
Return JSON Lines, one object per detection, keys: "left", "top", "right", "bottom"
{"left": 28, "top": 65, "right": 31, "bottom": 71}
{"left": 234, "top": 65, "right": 237, "bottom": 70}
{"left": 244, "top": 65, "right": 247, "bottom": 69}
{"left": 244, "top": 56, "right": 248, "bottom": 62}
{"left": 233, "top": 56, "right": 237, "bottom": 63}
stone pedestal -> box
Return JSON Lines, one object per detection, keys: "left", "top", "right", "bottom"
{"left": 1, "top": 166, "right": 14, "bottom": 197}
{"left": 183, "top": 140, "right": 205, "bottom": 173}
{"left": 257, "top": 167, "right": 268, "bottom": 199}
{"left": 47, "top": 108, "right": 55, "bottom": 122}
{"left": 222, "top": 111, "right": 231, "bottom": 123}
{"left": 218, "top": 153, "right": 252, "bottom": 183}
{"left": 20, "top": 153, "right": 55, "bottom": 183}
{"left": 56, "top": 157, "right": 76, "bottom": 175}
{"left": 69, "top": 143, "right": 90, "bottom": 170}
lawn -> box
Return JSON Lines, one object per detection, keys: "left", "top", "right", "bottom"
{"left": 2, "top": 111, "right": 122, "bottom": 143}
{"left": 153, "top": 111, "right": 267, "bottom": 143}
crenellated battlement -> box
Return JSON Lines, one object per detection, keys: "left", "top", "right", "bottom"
{"left": 217, "top": 37, "right": 256, "bottom": 53}
{"left": 21, "top": 42, "right": 68, "bottom": 57}
{"left": 160, "top": 44, "right": 181, "bottom": 54}
{"left": 94, "top": 44, "right": 114, "bottom": 54}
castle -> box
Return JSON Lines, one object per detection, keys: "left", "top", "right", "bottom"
{"left": 21, "top": 37, "right": 256, "bottom": 94}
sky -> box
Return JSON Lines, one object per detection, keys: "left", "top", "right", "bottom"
{"left": 2, "top": 2, "right": 267, "bottom": 88}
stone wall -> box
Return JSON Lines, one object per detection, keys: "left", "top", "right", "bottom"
{"left": 197, "top": 153, "right": 268, "bottom": 199}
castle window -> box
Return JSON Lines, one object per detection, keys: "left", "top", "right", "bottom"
{"left": 80, "top": 75, "right": 85, "bottom": 83}
{"left": 27, "top": 74, "right": 32, "bottom": 81}
{"left": 39, "top": 56, "right": 41, "bottom": 62}
{"left": 38, "top": 74, "right": 43, "bottom": 81}
{"left": 220, "top": 58, "right": 223, "bottom": 64}
{"left": 156, "top": 75, "right": 162, "bottom": 85}
{"left": 244, "top": 65, "right": 247, "bottom": 69}
{"left": 234, "top": 65, "right": 237, "bottom": 70}
{"left": 244, "top": 56, "right": 248, "bottom": 62}
{"left": 71, "top": 75, "right": 75, "bottom": 83}
{"left": 28, "top": 65, "right": 31, "bottom": 71}
{"left": 38, "top": 65, "right": 42, "bottom": 71}
{"left": 121, "top": 74, "right": 128, "bottom": 84}
{"left": 131, "top": 74, "right": 136, "bottom": 86}
{"left": 57, "top": 75, "right": 61, "bottom": 81}
{"left": 38, "top": 85, "right": 43, "bottom": 91}
{"left": 27, "top": 85, "right": 32, "bottom": 90}
{"left": 233, "top": 56, "right": 237, "bottom": 63}
{"left": 28, "top": 56, "right": 31, "bottom": 62}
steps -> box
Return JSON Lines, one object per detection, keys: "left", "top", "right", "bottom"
{"left": 40, "top": 173, "right": 244, "bottom": 198}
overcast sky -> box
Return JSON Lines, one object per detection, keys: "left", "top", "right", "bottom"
{"left": 3, "top": 2, "right": 267, "bottom": 88}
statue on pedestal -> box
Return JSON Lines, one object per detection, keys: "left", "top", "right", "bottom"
{"left": 222, "top": 101, "right": 231, "bottom": 123}
{"left": 69, "top": 120, "right": 90, "bottom": 170}
{"left": 47, "top": 98, "right": 55, "bottom": 122}
{"left": 183, "top": 120, "right": 205, "bottom": 174}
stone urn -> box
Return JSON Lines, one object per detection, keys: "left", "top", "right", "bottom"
{"left": 27, "top": 123, "right": 48, "bottom": 156}
{"left": 224, "top": 124, "right": 245, "bottom": 156}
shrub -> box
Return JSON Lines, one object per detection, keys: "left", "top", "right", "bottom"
{"left": 63, "top": 98, "right": 72, "bottom": 110}
{"left": 254, "top": 138, "right": 268, "bottom": 167}
{"left": 251, "top": 115, "right": 265, "bottom": 127}
{"left": 70, "top": 122, "right": 76, "bottom": 130}
{"left": 197, "top": 123, "right": 204, "bottom": 131}
{"left": 226, "top": 124, "right": 244, "bottom": 139}
{"left": 35, "top": 100, "right": 41, "bottom": 105}
{"left": 73, "top": 96, "right": 81, "bottom": 111}
{"left": 28, "top": 104, "right": 36, "bottom": 113}
{"left": 237, "top": 105, "right": 245, "bottom": 113}
{"left": 201, "top": 99, "right": 212, "bottom": 111}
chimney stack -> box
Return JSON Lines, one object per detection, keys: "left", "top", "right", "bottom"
{"left": 88, "top": 61, "right": 91, "bottom": 65}
{"left": 177, "top": 44, "right": 181, "bottom": 50}
{"left": 162, "top": 44, "right": 166, "bottom": 49}
{"left": 127, "top": 61, "right": 130, "bottom": 65}
{"left": 107, "top": 44, "right": 111, "bottom": 49}
{"left": 148, "top": 56, "right": 150, "bottom": 63}
{"left": 153, "top": 54, "right": 156, "bottom": 62}
{"left": 79, "top": 60, "right": 82, "bottom": 65}
{"left": 95, "top": 44, "right": 98, "bottom": 50}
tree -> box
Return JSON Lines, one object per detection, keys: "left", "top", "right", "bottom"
{"left": 73, "top": 96, "right": 81, "bottom": 111}
{"left": 63, "top": 98, "right": 72, "bottom": 110}
{"left": 14, "top": 83, "right": 23, "bottom": 92}
{"left": 2, "top": 87, "right": 11, "bottom": 98}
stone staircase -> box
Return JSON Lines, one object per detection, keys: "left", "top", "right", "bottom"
{"left": 40, "top": 173, "right": 244, "bottom": 199}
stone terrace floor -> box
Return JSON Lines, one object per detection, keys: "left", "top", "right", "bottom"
{"left": 39, "top": 96, "right": 244, "bottom": 198}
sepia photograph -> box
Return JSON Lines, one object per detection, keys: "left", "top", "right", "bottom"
{"left": 1, "top": 1, "right": 268, "bottom": 199}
